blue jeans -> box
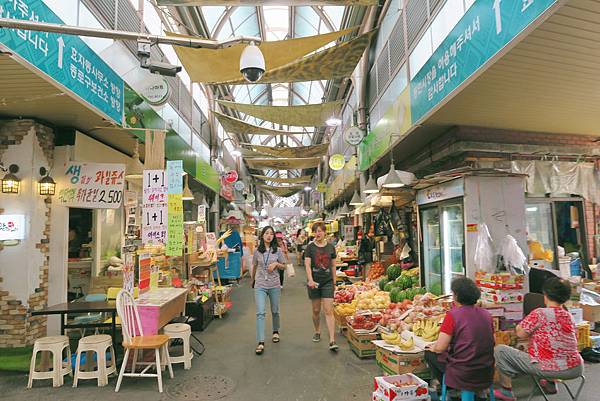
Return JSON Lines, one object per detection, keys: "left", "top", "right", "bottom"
{"left": 254, "top": 287, "right": 281, "bottom": 343}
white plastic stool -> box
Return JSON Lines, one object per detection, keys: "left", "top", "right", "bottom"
{"left": 28, "top": 335, "right": 72, "bottom": 388}
{"left": 163, "top": 323, "right": 193, "bottom": 370}
{"left": 73, "top": 334, "right": 116, "bottom": 387}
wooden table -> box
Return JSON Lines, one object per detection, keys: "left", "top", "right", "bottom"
{"left": 135, "top": 288, "right": 188, "bottom": 335}
{"left": 32, "top": 301, "right": 119, "bottom": 358}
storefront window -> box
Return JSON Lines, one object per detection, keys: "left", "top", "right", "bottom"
{"left": 95, "top": 208, "right": 123, "bottom": 276}
{"left": 526, "top": 203, "right": 554, "bottom": 260}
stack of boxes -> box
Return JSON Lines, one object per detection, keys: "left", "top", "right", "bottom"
{"left": 476, "top": 272, "right": 526, "bottom": 347}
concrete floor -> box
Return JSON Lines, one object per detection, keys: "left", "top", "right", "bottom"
{"left": 1, "top": 259, "right": 599, "bottom": 400}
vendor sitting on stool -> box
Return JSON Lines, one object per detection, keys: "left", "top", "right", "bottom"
{"left": 424, "top": 277, "right": 495, "bottom": 399}
{"left": 494, "top": 278, "right": 583, "bottom": 401}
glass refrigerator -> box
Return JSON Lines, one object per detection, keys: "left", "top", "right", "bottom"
{"left": 420, "top": 202, "right": 465, "bottom": 296}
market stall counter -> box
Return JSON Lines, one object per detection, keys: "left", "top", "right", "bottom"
{"left": 135, "top": 287, "right": 188, "bottom": 335}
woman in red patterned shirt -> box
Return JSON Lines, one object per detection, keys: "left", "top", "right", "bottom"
{"left": 494, "top": 278, "right": 584, "bottom": 401}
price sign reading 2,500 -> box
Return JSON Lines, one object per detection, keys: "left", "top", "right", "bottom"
{"left": 98, "top": 190, "right": 123, "bottom": 205}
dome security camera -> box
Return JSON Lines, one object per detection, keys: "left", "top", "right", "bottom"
{"left": 239, "top": 42, "right": 265, "bottom": 83}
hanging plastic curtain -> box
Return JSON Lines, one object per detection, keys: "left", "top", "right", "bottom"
{"left": 219, "top": 30, "right": 377, "bottom": 85}
{"left": 218, "top": 100, "right": 343, "bottom": 127}
{"left": 167, "top": 28, "right": 355, "bottom": 84}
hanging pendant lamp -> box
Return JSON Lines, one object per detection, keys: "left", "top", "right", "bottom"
{"left": 339, "top": 203, "right": 350, "bottom": 215}
{"left": 182, "top": 175, "right": 194, "bottom": 200}
{"left": 349, "top": 190, "right": 364, "bottom": 206}
{"left": 382, "top": 163, "right": 405, "bottom": 189}
{"left": 364, "top": 173, "right": 379, "bottom": 194}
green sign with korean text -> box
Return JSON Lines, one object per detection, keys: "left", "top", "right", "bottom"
{"left": 410, "top": 0, "right": 557, "bottom": 123}
{"left": 0, "top": 0, "right": 124, "bottom": 123}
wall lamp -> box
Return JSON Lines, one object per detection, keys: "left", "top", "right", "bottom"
{"left": 38, "top": 167, "right": 56, "bottom": 196}
{"left": 1, "top": 164, "right": 20, "bottom": 194}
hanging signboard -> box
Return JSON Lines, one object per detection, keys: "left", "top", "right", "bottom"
{"left": 344, "top": 126, "right": 365, "bottom": 146}
{"left": 141, "top": 77, "right": 170, "bottom": 106}
{"left": 220, "top": 177, "right": 234, "bottom": 201}
{"left": 142, "top": 169, "right": 168, "bottom": 245}
{"left": 197, "top": 205, "right": 207, "bottom": 223}
{"left": 57, "top": 162, "right": 125, "bottom": 209}
{"left": 224, "top": 170, "right": 238, "bottom": 183}
{"left": 0, "top": 0, "right": 124, "bottom": 124}
{"left": 410, "top": 0, "right": 558, "bottom": 123}
{"left": 234, "top": 181, "right": 245, "bottom": 191}
{"left": 143, "top": 169, "right": 168, "bottom": 205}
{"left": 166, "top": 161, "right": 184, "bottom": 256}
{"left": 245, "top": 193, "right": 256, "bottom": 203}
{"left": 329, "top": 154, "right": 345, "bottom": 171}
{"left": 0, "top": 214, "right": 25, "bottom": 241}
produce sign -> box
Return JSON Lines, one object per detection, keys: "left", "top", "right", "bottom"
{"left": 57, "top": 162, "right": 125, "bottom": 209}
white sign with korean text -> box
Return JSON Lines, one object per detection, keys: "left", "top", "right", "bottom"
{"left": 57, "top": 162, "right": 125, "bottom": 209}
{"left": 0, "top": 214, "right": 25, "bottom": 241}
{"left": 143, "top": 169, "right": 168, "bottom": 206}
{"left": 198, "top": 205, "right": 207, "bottom": 223}
{"left": 142, "top": 205, "right": 168, "bottom": 245}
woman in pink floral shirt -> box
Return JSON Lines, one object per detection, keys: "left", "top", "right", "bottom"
{"left": 494, "top": 278, "right": 583, "bottom": 401}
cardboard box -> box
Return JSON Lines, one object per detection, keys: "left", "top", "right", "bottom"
{"left": 504, "top": 311, "right": 523, "bottom": 321}
{"left": 375, "top": 343, "right": 427, "bottom": 376}
{"left": 503, "top": 303, "right": 524, "bottom": 313}
{"left": 582, "top": 304, "right": 600, "bottom": 323}
{"left": 347, "top": 326, "right": 378, "bottom": 359}
{"left": 481, "top": 289, "right": 524, "bottom": 304}
{"left": 569, "top": 308, "right": 584, "bottom": 324}
{"left": 373, "top": 374, "right": 429, "bottom": 401}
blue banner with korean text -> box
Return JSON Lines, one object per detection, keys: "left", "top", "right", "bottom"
{"left": 0, "top": 0, "right": 124, "bottom": 123}
{"left": 410, "top": 0, "right": 557, "bottom": 123}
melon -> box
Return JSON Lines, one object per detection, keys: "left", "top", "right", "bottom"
{"left": 386, "top": 264, "right": 402, "bottom": 281}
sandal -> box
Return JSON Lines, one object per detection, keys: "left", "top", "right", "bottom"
{"left": 255, "top": 343, "right": 265, "bottom": 355}
{"left": 272, "top": 332, "right": 280, "bottom": 343}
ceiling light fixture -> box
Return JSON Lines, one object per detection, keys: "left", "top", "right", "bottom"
{"left": 230, "top": 149, "right": 242, "bottom": 158}
{"left": 304, "top": 185, "right": 312, "bottom": 191}
{"left": 339, "top": 203, "right": 350, "bottom": 216}
{"left": 382, "top": 163, "right": 405, "bottom": 189}
{"left": 364, "top": 173, "right": 379, "bottom": 194}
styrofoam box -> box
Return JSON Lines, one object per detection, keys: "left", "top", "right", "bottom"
{"left": 373, "top": 373, "right": 430, "bottom": 401}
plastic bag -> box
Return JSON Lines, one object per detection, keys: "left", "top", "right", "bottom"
{"left": 286, "top": 263, "right": 296, "bottom": 278}
{"left": 474, "top": 223, "right": 495, "bottom": 273}
{"left": 498, "top": 234, "right": 529, "bottom": 274}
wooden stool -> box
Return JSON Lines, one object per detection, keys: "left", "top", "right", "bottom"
{"left": 163, "top": 323, "right": 193, "bottom": 370}
{"left": 28, "top": 335, "right": 72, "bottom": 388}
{"left": 73, "top": 334, "right": 116, "bottom": 387}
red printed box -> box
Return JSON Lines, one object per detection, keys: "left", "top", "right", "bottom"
{"left": 373, "top": 374, "right": 429, "bottom": 401}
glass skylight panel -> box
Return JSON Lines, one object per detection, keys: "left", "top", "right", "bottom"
{"left": 202, "top": 6, "right": 227, "bottom": 35}
{"left": 263, "top": 6, "right": 289, "bottom": 41}
{"left": 322, "top": 6, "right": 345, "bottom": 29}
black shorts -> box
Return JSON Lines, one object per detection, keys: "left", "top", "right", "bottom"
{"left": 307, "top": 280, "right": 334, "bottom": 300}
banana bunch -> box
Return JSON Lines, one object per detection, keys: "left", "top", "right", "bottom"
{"left": 422, "top": 319, "right": 440, "bottom": 342}
{"left": 412, "top": 320, "right": 426, "bottom": 337}
{"left": 398, "top": 336, "right": 414, "bottom": 351}
{"left": 381, "top": 331, "right": 401, "bottom": 345}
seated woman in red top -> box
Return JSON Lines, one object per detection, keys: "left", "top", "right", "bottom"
{"left": 425, "top": 277, "right": 495, "bottom": 399}
{"left": 494, "top": 278, "right": 584, "bottom": 401}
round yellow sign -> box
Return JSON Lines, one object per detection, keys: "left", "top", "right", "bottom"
{"left": 329, "top": 154, "right": 345, "bottom": 171}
